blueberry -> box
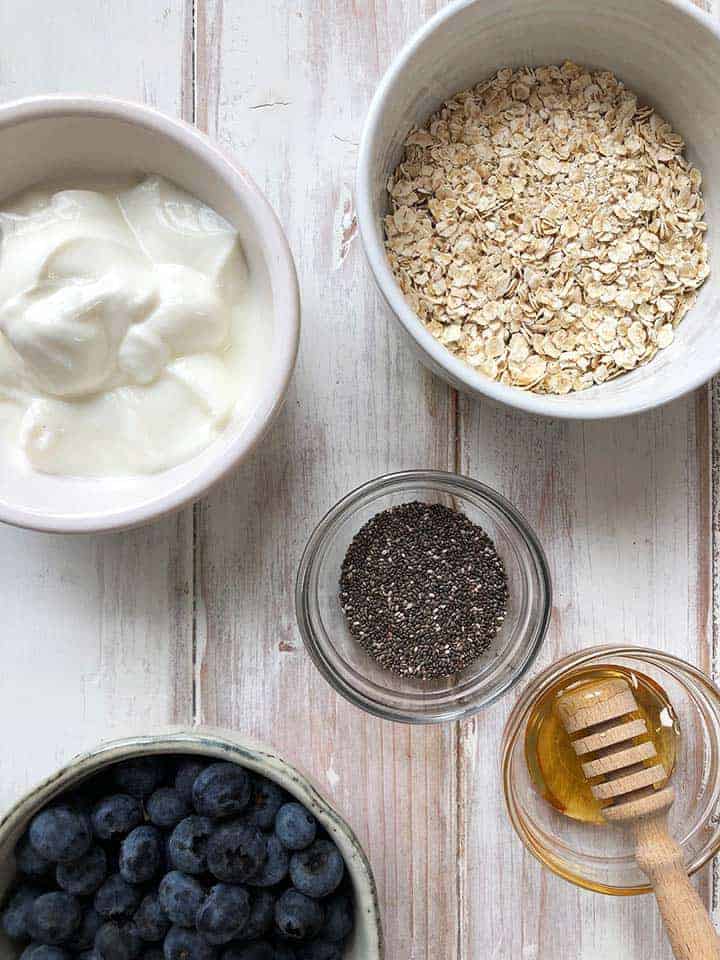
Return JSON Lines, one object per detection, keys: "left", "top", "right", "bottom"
{"left": 111, "top": 759, "right": 165, "bottom": 800}
{"left": 15, "top": 834, "right": 52, "bottom": 877}
{"left": 222, "top": 944, "right": 274, "bottom": 960}
{"left": 246, "top": 779, "right": 286, "bottom": 831}
{"left": 274, "top": 891, "right": 323, "bottom": 941}
{"left": 174, "top": 761, "right": 207, "bottom": 806}
{"left": 193, "top": 764, "right": 252, "bottom": 819}
{"left": 94, "top": 875, "right": 142, "bottom": 921}
{"left": 196, "top": 884, "right": 250, "bottom": 945}
{"left": 57, "top": 845, "right": 107, "bottom": 896}
{"left": 133, "top": 894, "right": 170, "bottom": 943}
{"left": 2, "top": 883, "right": 41, "bottom": 941}
{"left": 146, "top": 789, "right": 190, "bottom": 830}
{"left": 29, "top": 807, "right": 92, "bottom": 864}
{"left": 318, "top": 892, "right": 352, "bottom": 942}
{"left": 119, "top": 826, "right": 163, "bottom": 884}
{"left": 91, "top": 796, "right": 143, "bottom": 842}
{"left": 20, "top": 946, "right": 71, "bottom": 960}
{"left": 294, "top": 942, "right": 342, "bottom": 960}
{"left": 94, "top": 921, "right": 142, "bottom": 960}
{"left": 247, "top": 836, "right": 288, "bottom": 888}
{"left": 167, "top": 817, "right": 213, "bottom": 875}
{"left": 207, "top": 821, "right": 266, "bottom": 883}
{"left": 236, "top": 890, "right": 274, "bottom": 941}
{"left": 78, "top": 950, "right": 99, "bottom": 960}
{"left": 163, "top": 925, "right": 216, "bottom": 960}
{"left": 158, "top": 872, "right": 206, "bottom": 928}
{"left": 67, "top": 909, "right": 103, "bottom": 951}
{"left": 274, "top": 806, "right": 316, "bottom": 852}
{"left": 288, "top": 842, "right": 343, "bottom": 900}
{"left": 29, "top": 892, "right": 81, "bottom": 945}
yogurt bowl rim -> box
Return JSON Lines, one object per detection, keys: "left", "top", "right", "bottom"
{"left": 0, "top": 94, "right": 300, "bottom": 533}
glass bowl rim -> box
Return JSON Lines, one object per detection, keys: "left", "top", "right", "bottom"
{"left": 295, "top": 469, "right": 553, "bottom": 724}
{"left": 501, "top": 643, "right": 720, "bottom": 895}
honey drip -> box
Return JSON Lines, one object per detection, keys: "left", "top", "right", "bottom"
{"left": 525, "top": 664, "right": 680, "bottom": 823}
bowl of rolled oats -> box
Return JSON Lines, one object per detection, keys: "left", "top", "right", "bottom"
{"left": 356, "top": 0, "right": 720, "bottom": 418}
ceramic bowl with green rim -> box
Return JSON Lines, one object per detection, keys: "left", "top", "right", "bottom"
{"left": 0, "top": 728, "right": 383, "bottom": 958}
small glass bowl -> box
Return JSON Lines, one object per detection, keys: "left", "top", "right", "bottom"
{"left": 502, "top": 646, "right": 720, "bottom": 895}
{"left": 295, "top": 470, "right": 551, "bottom": 723}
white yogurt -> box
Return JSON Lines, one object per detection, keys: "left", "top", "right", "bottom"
{"left": 0, "top": 175, "right": 266, "bottom": 477}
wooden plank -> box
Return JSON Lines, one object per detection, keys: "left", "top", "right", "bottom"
{"left": 0, "top": 0, "right": 194, "bottom": 809}
{"left": 458, "top": 383, "right": 710, "bottom": 958}
{"left": 193, "top": 1, "right": 460, "bottom": 955}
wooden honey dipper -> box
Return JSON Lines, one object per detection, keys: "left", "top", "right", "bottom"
{"left": 557, "top": 676, "right": 720, "bottom": 960}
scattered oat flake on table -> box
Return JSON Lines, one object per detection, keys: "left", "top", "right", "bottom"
{"left": 384, "top": 61, "right": 710, "bottom": 395}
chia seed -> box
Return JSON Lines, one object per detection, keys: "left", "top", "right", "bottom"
{"left": 339, "top": 500, "right": 509, "bottom": 679}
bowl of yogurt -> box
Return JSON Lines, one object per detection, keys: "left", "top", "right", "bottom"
{"left": 0, "top": 96, "right": 299, "bottom": 531}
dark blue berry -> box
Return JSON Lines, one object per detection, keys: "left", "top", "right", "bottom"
{"left": 119, "top": 826, "right": 163, "bottom": 884}
{"left": 15, "top": 835, "right": 52, "bottom": 877}
{"left": 319, "top": 894, "right": 352, "bottom": 942}
{"left": 20, "top": 945, "right": 70, "bottom": 960}
{"left": 158, "top": 872, "right": 206, "bottom": 928}
{"left": 245, "top": 779, "right": 286, "bottom": 831}
{"left": 94, "top": 921, "right": 142, "bottom": 960}
{"left": 111, "top": 759, "right": 165, "bottom": 800}
{"left": 167, "top": 817, "right": 213, "bottom": 875}
{"left": 29, "top": 892, "right": 81, "bottom": 945}
{"left": 274, "top": 806, "right": 316, "bottom": 852}
{"left": 236, "top": 890, "right": 274, "bottom": 941}
{"left": 146, "top": 789, "right": 190, "bottom": 830}
{"left": 247, "top": 835, "right": 288, "bottom": 888}
{"left": 163, "top": 925, "right": 216, "bottom": 960}
{"left": 294, "top": 942, "right": 342, "bottom": 960}
{"left": 289, "top": 842, "right": 343, "bottom": 899}
{"left": 173, "top": 761, "right": 207, "bottom": 806}
{"left": 2, "top": 883, "right": 40, "bottom": 940}
{"left": 94, "top": 875, "right": 142, "bottom": 921}
{"left": 29, "top": 807, "right": 92, "bottom": 864}
{"left": 196, "top": 884, "right": 250, "bottom": 945}
{"left": 133, "top": 894, "right": 170, "bottom": 943}
{"left": 193, "top": 764, "right": 252, "bottom": 819}
{"left": 207, "top": 821, "right": 266, "bottom": 883}
{"left": 274, "top": 890, "right": 323, "bottom": 941}
{"left": 91, "top": 796, "right": 143, "bottom": 842}
{"left": 222, "top": 944, "right": 273, "bottom": 960}
{"left": 57, "top": 846, "right": 107, "bottom": 896}
{"left": 67, "top": 909, "right": 102, "bottom": 951}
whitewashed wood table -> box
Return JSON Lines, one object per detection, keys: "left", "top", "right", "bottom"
{"left": 0, "top": 1, "right": 717, "bottom": 957}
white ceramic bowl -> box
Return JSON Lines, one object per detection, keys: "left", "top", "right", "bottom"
{"left": 357, "top": 0, "right": 720, "bottom": 419}
{"left": 0, "top": 728, "right": 384, "bottom": 959}
{"left": 0, "top": 96, "right": 300, "bottom": 532}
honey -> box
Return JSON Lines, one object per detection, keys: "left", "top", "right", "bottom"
{"left": 525, "top": 664, "right": 680, "bottom": 823}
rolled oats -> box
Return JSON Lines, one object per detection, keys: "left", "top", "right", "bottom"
{"left": 384, "top": 62, "right": 710, "bottom": 395}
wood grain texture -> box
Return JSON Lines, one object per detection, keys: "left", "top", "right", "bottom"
{"left": 0, "top": 0, "right": 194, "bottom": 810}
{"left": 0, "top": 1, "right": 716, "bottom": 959}
{"left": 192, "top": 1, "right": 460, "bottom": 956}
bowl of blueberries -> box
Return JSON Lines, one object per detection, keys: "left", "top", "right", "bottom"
{"left": 0, "top": 730, "right": 382, "bottom": 960}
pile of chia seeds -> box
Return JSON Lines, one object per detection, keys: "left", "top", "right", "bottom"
{"left": 339, "top": 500, "right": 509, "bottom": 679}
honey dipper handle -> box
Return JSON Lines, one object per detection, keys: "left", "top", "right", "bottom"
{"left": 635, "top": 812, "right": 720, "bottom": 960}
